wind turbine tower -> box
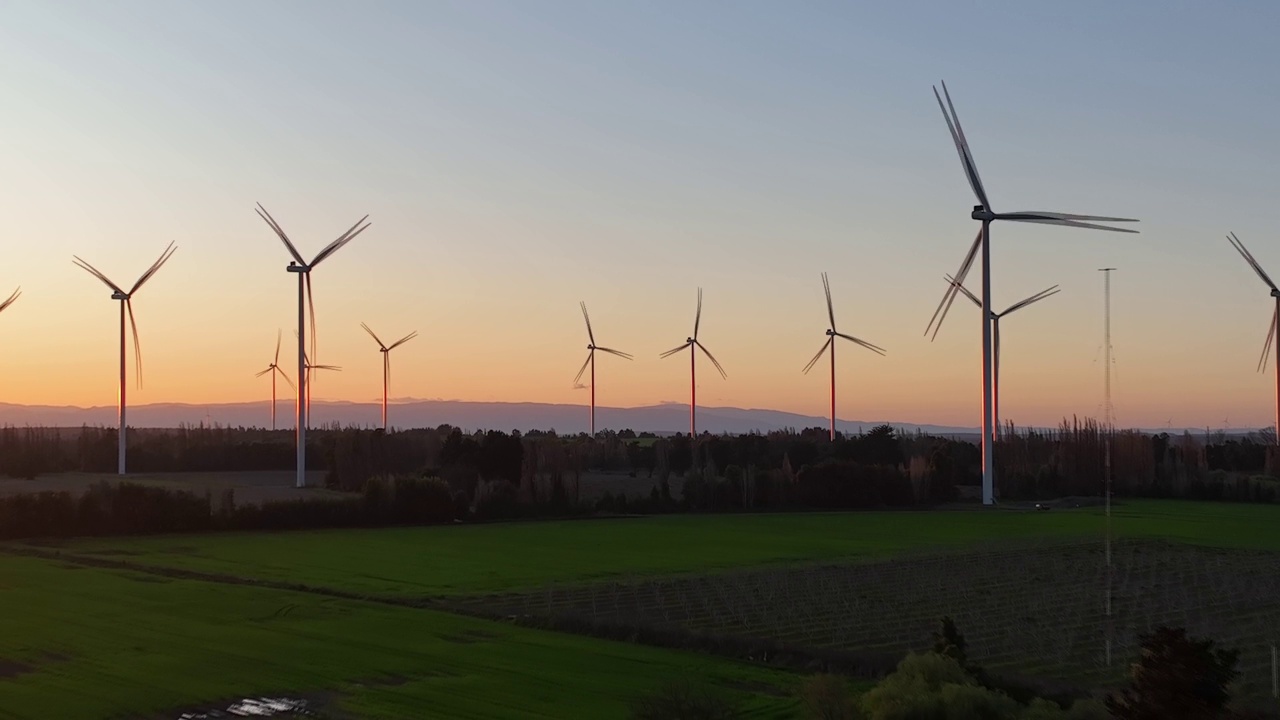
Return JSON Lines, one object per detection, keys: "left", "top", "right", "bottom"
{"left": 575, "top": 302, "right": 632, "bottom": 436}
{"left": 802, "top": 273, "right": 885, "bottom": 441}
{"left": 257, "top": 204, "right": 370, "bottom": 488}
{"left": 361, "top": 323, "right": 418, "bottom": 431}
{"left": 927, "top": 80, "right": 1139, "bottom": 505}
{"left": 255, "top": 329, "right": 295, "bottom": 431}
{"left": 660, "top": 288, "right": 726, "bottom": 437}
{"left": 73, "top": 242, "right": 177, "bottom": 475}
{"left": 1100, "top": 268, "right": 1116, "bottom": 428}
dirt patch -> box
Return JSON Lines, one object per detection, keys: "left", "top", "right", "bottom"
{"left": 0, "top": 659, "right": 33, "bottom": 679}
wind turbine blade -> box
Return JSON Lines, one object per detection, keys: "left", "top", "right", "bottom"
{"left": 129, "top": 241, "right": 177, "bottom": 294}
{"left": 693, "top": 287, "right": 703, "bottom": 340}
{"left": 255, "top": 366, "right": 273, "bottom": 377}
{"left": 309, "top": 216, "right": 370, "bottom": 267}
{"left": 1260, "top": 307, "right": 1277, "bottom": 374}
{"left": 934, "top": 81, "right": 990, "bottom": 208}
{"left": 306, "top": 273, "right": 317, "bottom": 362}
{"left": 274, "top": 328, "right": 282, "bottom": 365}
{"left": 72, "top": 257, "right": 126, "bottom": 295}
{"left": 695, "top": 340, "right": 727, "bottom": 379}
{"left": 998, "top": 214, "right": 1139, "bottom": 234}
{"left": 1001, "top": 286, "right": 1061, "bottom": 316}
{"left": 313, "top": 364, "right": 342, "bottom": 372}
{"left": 925, "top": 229, "right": 982, "bottom": 340}
{"left": 580, "top": 301, "right": 595, "bottom": 345}
{"left": 835, "top": 331, "right": 887, "bottom": 356}
{"left": 126, "top": 299, "right": 143, "bottom": 389}
{"left": 387, "top": 331, "right": 418, "bottom": 351}
{"left": 360, "top": 322, "right": 387, "bottom": 350}
{"left": 0, "top": 287, "right": 19, "bottom": 314}
{"left": 596, "top": 346, "right": 633, "bottom": 359}
{"left": 276, "top": 366, "right": 296, "bottom": 392}
{"left": 802, "top": 338, "right": 832, "bottom": 375}
{"left": 1001, "top": 211, "right": 1138, "bottom": 223}
{"left": 660, "top": 342, "right": 692, "bottom": 359}
{"left": 573, "top": 353, "right": 592, "bottom": 385}
{"left": 944, "top": 273, "right": 981, "bottom": 309}
{"left": 255, "top": 204, "right": 307, "bottom": 266}
{"left": 1227, "top": 232, "right": 1279, "bottom": 291}
{"left": 822, "top": 272, "right": 836, "bottom": 330}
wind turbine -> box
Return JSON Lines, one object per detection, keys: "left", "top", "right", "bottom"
{"left": 255, "top": 329, "right": 296, "bottom": 431}
{"left": 940, "top": 275, "right": 1059, "bottom": 439}
{"left": 660, "top": 288, "right": 726, "bottom": 437}
{"left": 802, "top": 273, "right": 885, "bottom": 441}
{"left": 360, "top": 322, "right": 417, "bottom": 431}
{"left": 257, "top": 204, "right": 369, "bottom": 488}
{"left": 295, "top": 330, "right": 340, "bottom": 431}
{"left": 73, "top": 242, "right": 177, "bottom": 475}
{"left": 1226, "top": 232, "right": 1280, "bottom": 446}
{"left": 927, "top": 80, "right": 1139, "bottom": 506}
{"left": 574, "top": 302, "right": 633, "bottom": 437}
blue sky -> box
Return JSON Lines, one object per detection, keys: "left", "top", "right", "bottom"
{"left": 1, "top": 1, "right": 1278, "bottom": 428}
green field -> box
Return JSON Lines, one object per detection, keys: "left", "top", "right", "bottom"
{"left": 0, "top": 555, "right": 800, "bottom": 720}
{"left": 49, "top": 500, "right": 1280, "bottom": 597}
{"left": 5, "top": 499, "right": 1280, "bottom": 719}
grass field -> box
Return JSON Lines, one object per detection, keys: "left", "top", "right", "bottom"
{"left": 6, "top": 500, "right": 1280, "bottom": 718}
{"left": 46, "top": 500, "right": 1280, "bottom": 597}
{"left": 0, "top": 555, "right": 800, "bottom": 720}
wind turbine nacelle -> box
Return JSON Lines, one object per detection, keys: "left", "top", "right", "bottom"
{"left": 286, "top": 263, "right": 308, "bottom": 273}
{"left": 111, "top": 291, "right": 128, "bottom": 300}
{"left": 825, "top": 328, "right": 835, "bottom": 336}
{"left": 1272, "top": 289, "right": 1280, "bottom": 298}
{"left": 971, "top": 205, "right": 995, "bottom": 221}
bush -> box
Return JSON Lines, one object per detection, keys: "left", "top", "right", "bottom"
{"left": 473, "top": 479, "right": 523, "bottom": 520}
{"left": 1106, "top": 626, "right": 1240, "bottom": 720}
{"left": 800, "top": 674, "right": 863, "bottom": 720}
{"left": 629, "top": 679, "right": 741, "bottom": 720}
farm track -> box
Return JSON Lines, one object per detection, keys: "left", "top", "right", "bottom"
{"left": 449, "top": 538, "right": 1280, "bottom": 702}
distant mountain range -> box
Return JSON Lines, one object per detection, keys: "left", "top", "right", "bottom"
{"left": 0, "top": 399, "right": 1241, "bottom": 438}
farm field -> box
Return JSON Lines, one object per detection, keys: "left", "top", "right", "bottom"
{"left": 0, "top": 554, "right": 800, "bottom": 720}
{"left": 0, "top": 470, "right": 347, "bottom": 504}
{"left": 42, "top": 499, "right": 1280, "bottom": 597}
{"left": 456, "top": 538, "right": 1280, "bottom": 701}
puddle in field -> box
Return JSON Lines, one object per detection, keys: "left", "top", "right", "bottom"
{"left": 178, "top": 696, "right": 311, "bottom": 718}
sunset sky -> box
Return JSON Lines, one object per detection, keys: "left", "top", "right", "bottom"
{"left": 2, "top": 1, "right": 1279, "bottom": 430}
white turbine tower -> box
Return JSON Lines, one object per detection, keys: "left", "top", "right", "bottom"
{"left": 361, "top": 323, "right": 418, "bottom": 431}
{"left": 255, "top": 329, "right": 295, "bottom": 431}
{"left": 938, "top": 274, "right": 1059, "bottom": 439}
{"left": 802, "top": 272, "right": 885, "bottom": 441}
{"left": 1226, "top": 232, "right": 1280, "bottom": 445}
{"left": 73, "top": 242, "right": 177, "bottom": 475}
{"left": 927, "top": 80, "right": 1139, "bottom": 505}
{"left": 257, "top": 204, "right": 369, "bottom": 488}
